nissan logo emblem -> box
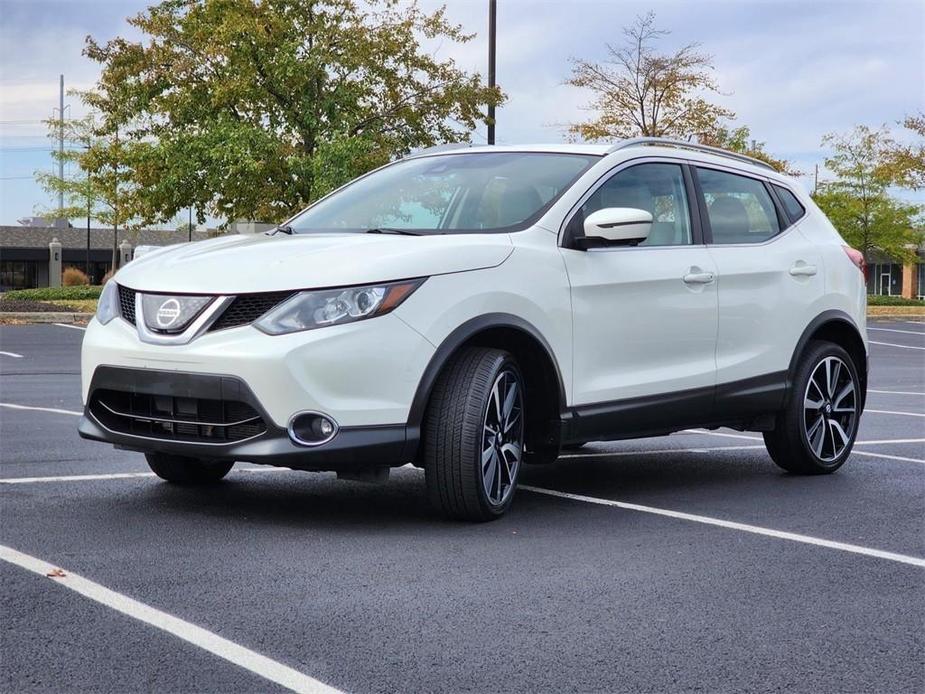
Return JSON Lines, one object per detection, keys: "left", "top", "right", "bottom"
{"left": 155, "top": 298, "right": 182, "bottom": 328}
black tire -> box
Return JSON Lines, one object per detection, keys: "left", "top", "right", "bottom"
{"left": 145, "top": 452, "right": 234, "bottom": 484}
{"left": 764, "top": 340, "right": 861, "bottom": 474}
{"left": 423, "top": 347, "right": 525, "bottom": 521}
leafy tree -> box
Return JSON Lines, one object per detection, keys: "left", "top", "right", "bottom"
{"left": 566, "top": 12, "right": 734, "bottom": 142}
{"left": 81, "top": 0, "right": 503, "bottom": 225}
{"left": 698, "top": 124, "right": 794, "bottom": 175}
{"left": 813, "top": 125, "right": 922, "bottom": 264}
{"left": 35, "top": 114, "right": 137, "bottom": 269}
{"left": 881, "top": 111, "right": 925, "bottom": 190}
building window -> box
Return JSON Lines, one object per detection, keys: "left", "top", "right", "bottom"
{"left": 0, "top": 261, "right": 39, "bottom": 291}
{"left": 867, "top": 263, "right": 904, "bottom": 296}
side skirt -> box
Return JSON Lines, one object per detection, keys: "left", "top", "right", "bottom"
{"left": 562, "top": 371, "right": 788, "bottom": 444}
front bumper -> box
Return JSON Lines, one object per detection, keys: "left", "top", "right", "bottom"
{"left": 79, "top": 365, "right": 414, "bottom": 469}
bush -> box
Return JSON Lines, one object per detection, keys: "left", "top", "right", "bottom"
{"left": 62, "top": 266, "right": 90, "bottom": 286}
{"left": 867, "top": 294, "right": 924, "bottom": 306}
{"left": 3, "top": 286, "right": 103, "bottom": 301}
{"left": 101, "top": 269, "right": 114, "bottom": 285}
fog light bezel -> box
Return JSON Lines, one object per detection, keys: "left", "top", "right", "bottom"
{"left": 287, "top": 411, "right": 339, "bottom": 447}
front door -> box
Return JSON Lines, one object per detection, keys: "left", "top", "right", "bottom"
{"left": 560, "top": 161, "right": 719, "bottom": 439}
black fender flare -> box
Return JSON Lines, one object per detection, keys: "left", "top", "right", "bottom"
{"left": 405, "top": 313, "right": 568, "bottom": 439}
{"left": 787, "top": 309, "right": 868, "bottom": 408}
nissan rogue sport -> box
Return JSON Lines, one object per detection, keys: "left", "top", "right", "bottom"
{"left": 79, "top": 138, "right": 868, "bottom": 521}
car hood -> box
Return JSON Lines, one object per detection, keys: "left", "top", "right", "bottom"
{"left": 115, "top": 232, "right": 514, "bottom": 294}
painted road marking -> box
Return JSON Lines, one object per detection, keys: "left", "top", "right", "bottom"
{"left": 53, "top": 323, "right": 87, "bottom": 331}
{"left": 866, "top": 409, "right": 925, "bottom": 418}
{"left": 0, "top": 544, "right": 341, "bottom": 694}
{"left": 519, "top": 486, "right": 925, "bottom": 568}
{"left": 0, "top": 351, "right": 24, "bottom": 358}
{"left": 869, "top": 340, "right": 925, "bottom": 351}
{"left": 0, "top": 467, "right": 287, "bottom": 485}
{"left": 867, "top": 327, "right": 925, "bottom": 336}
{"left": 868, "top": 389, "right": 925, "bottom": 396}
{"left": 852, "top": 450, "right": 925, "bottom": 464}
{"left": 0, "top": 402, "right": 81, "bottom": 416}
{"left": 561, "top": 445, "right": 766, "bottom": 458}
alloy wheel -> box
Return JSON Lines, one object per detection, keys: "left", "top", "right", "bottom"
{"left": 481, "top": 369, "right": 524, "bottom": 506}
{"left": 803, "top": 356, "right": 857, "bottom": 462}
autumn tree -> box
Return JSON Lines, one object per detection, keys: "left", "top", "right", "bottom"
{"left": 81, "top": 0, "right": 503, "bottom": 225}
{"left": 813, "top": 125, "right": 922, "bottom": 264}
{"left": 35, "top": 113, "right": 136, "bottom": 269}
{"left": 566, "top": 12, "right": 734, "bottom": 142}
{"left": 697, "top": 125, "right": 794, "bottom": 174}
{"left": 881, "top": 111, "right": 925, "bottom": 190}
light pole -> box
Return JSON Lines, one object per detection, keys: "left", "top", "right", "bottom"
{"left": 487, "top": 0, "right": 496, "bottom": 145}
{"left": 188, "top": 206, "right": 193, "bottom": 242}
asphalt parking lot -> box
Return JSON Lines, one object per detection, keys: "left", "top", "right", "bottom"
{"left": 1, "top": 320, "right": 923, "bottom": 693}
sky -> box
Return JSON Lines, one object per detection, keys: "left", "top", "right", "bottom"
{"left": 1, "top": 0, "right": 923, "bottom": 227}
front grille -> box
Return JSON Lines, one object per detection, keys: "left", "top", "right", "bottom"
{"left": 209, "top": 291, "right": 294, "bottom": 331}
{"left": 118, "top": 285, "right": 136, "bottom": 324}
{"left": 89, "top": 388, "right": 266, "bottom": 444}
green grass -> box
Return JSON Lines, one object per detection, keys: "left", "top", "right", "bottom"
{"left": 867, "top": 294, "right": 924, "bottom": 306}
{"left": 2, "top": 285, "right": 104, "bottom": 301}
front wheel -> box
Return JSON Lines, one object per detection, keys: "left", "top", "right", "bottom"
{"left": 423, "top": 347, "right": 525, "bottom": 521}
{"left": 145, "top": 452, "right": 234, "bottom": 484}
{"left": 764, "top": 341, "right": 861, "bottom": 474}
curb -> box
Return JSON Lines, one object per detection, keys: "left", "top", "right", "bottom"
{"left": 0, "top": 312, "right": 93, "bottom": 324}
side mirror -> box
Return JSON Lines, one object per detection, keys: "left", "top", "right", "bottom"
{"left": 577, "top": 207, "right": 653, "bottom": 249}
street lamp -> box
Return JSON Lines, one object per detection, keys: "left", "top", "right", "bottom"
{"left": 487, "top": 0, "right": 497, "bottom": 145}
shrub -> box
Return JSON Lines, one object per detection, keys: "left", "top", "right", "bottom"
{"left": 3, "top": 286, "right": 103, "bottom": 301}
{"left": 101, "top": 269, "right": 114, "bottom": 285}
{"left": 867, "top": 294, "right": 925, "bottom": 306}
{"left": 62, "top": 266, "right": 90, "bottom": 286}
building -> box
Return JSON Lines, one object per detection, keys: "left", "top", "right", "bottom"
{"left": 0, "top": 225, "right": 219, "bottom": 290}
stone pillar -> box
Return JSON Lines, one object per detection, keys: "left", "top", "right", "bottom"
{"left": 901, "top": 262, "right": 914, "bottom": 299}
{"left": 48, "top": 237, "right": 62, "bottom": 288}
{"left": 119, "top": 240, "right": 133, "bottom": 267}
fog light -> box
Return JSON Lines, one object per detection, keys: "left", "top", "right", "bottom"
{"left": 288, "top": 412, "right": 339, "bottom": 447}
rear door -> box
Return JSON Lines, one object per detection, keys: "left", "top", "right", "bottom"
{"left": 560, "top": 160, "right": 719, "bottom": 439}
{"left": 694, "top": 166, "right": 825, "bottom": 416}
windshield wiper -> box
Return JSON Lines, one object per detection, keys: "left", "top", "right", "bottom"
{"left": 266, "top": 224, "right": 294, "bottom": 236}
{"left": 364, "top": 227, "right": 422, "bottom": 236}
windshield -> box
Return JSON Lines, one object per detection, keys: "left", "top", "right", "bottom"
{"left": 289, "top": 151, "right": 599, "bottom": 234}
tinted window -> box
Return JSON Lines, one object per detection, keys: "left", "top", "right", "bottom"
{"left": 574, "top": 163, "right": 692, "bottom": 246}
{"left": 289, "top": 152, "right": 598, "bottom": 234}
{"left": 773, "top": 184, "right": 806, "bottom": 223}
{"left": 698, "top": 168, "right": 781, "bottom": 244}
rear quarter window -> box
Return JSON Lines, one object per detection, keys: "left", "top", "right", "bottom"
{"left": 773, "top": 184, "right": 807, "bottom": 224}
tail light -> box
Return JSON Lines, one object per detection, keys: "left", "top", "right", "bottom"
{"left": 842, "top": 246, "right": 866, "bottom": 275}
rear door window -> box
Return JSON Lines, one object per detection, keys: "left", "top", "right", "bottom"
{"left": 697, "top": 168, "right": 781, "bottom": 244}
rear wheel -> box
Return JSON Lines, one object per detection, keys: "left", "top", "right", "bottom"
{"left": 423, "top": 347, "right": 525, "bottom": 521}
{"left": 764, "top": 341, "right": 861, "bottom": 474}
{"left": 145, "top": 452, "right": 234, "bottom": 484}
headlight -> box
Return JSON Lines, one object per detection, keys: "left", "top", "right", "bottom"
{"left": 96, "top": 280, "right": 120, "bottom": 325}
{"left": 254, "top": 279, "right": 425, "bottom": 335}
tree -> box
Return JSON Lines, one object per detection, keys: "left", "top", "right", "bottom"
{"left": 881, "top": 111, "right": 925, "bottom": 190}
{"left": 566, "top": 12, "right": 734, "bottom": 142}
{"left": 35, "top": 114, "right": 136, "bottom": 270}
{"left": 813, "top": 125, "right": 922, "bottom": 264}
{"left": 697, "top": 124, "right": 795, "bottom": 175}
{"left": 81, "top": 0, "right": 503, "bottom": 225}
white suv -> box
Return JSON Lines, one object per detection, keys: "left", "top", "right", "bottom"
{"left": 80, "top": 138, "right": 868, "bottom": 521}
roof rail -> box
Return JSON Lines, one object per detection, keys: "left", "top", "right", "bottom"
{"left": 606, "top": 137, "right": 776, "bottom": 171}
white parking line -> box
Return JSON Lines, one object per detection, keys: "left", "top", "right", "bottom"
{"left": 852, "top": 450, "right": 925, "bottom": 465}
{"left": 868, "top": 327, "right": 925, "bottom": 336}
{"left": 0, "top": 351, "right": 24, "bottom": 358}
{"left": 869, "top": 340, "right": 925, "bottom": 351}
{"left": 0, "top": 402, "right": 81, "bottom": 416}
{"left": 866, "top": 409, "right": 925, "bottom": 418}
{"left": 0, "top": 467, "right": 287, "bottom": 485}
{"left": 519, "top": 486, "right": 925, "bottom": 568}
{"left": 868, "top": 389, "right": 925, "bottom": 396}
{"left": 53, "top": 323, "right": 87, "bottom": 331}
{"left": 0, "top": 544, "right": 341, "bottom": 694}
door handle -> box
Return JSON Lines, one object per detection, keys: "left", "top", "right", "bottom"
{"left": 789, "top": 262, "right": 817, "bottom": 277}
{"left": 683, "top": 271, "right": 715, "bottom": 284}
